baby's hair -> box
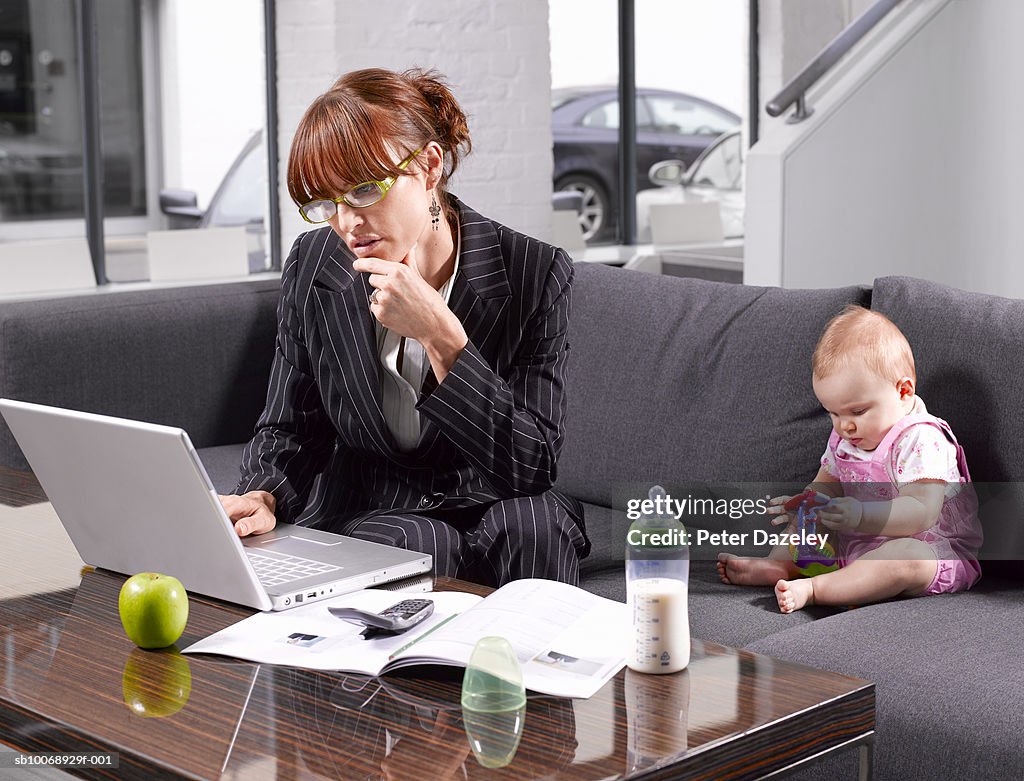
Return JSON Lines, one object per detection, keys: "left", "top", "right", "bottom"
{"left": 812, "top": 305, "right": 916, "bottom": 382}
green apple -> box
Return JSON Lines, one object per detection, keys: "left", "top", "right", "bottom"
{"left": 118, "top": 572, "right": 189, "bottom": 649}
{"left": 122, "top": 647, "right": 192, "bottom": 718}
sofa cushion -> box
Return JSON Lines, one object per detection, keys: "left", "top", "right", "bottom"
{"left": 871, "top": 276, "right": 1024, "bottom": 580}
{"left": 0, "top": 280, "right": 279, "bottom": 470}
{"left": 745, "top": 582, "right": 1024, "bottom": 780}
{"left": 559, "top": 263, "right": 870, "bottom": 506}
{"left": 198, "top": 443, "right": 249, "bottom": 494}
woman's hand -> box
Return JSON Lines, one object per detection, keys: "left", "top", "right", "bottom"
{"left": 816, "top": 496, "right": 863, "bottom": 532}
{"left": 355, "top": 244, "right": 448, "bottom": 339}
{"left": 219, "top": 490, "right": 277, "bottom": 537}
{"left": 354, "top": 244, "right": 468, "bottom": 382}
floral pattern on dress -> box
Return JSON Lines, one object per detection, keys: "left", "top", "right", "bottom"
{"left": 889, "top": 425, "right": 964, "bottom": 495}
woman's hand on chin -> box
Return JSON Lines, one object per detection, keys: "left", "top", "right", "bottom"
{"left": 354, "top": 244, "right": 468, "bottom": 381}
{"left": 355, "top": 244, "right": 449, "bottom": 341}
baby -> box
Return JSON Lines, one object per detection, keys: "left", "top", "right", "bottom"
{"left": 718, "top": 305, "right": 983, "bottom": 613}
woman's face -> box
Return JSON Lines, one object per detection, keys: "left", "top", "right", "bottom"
{"left": 327, "top": 143, "right": 443, "bottom": 263}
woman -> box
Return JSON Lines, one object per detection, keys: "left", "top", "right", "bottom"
{"left": 220, "top": 68, "right": 588, "bottom": 586}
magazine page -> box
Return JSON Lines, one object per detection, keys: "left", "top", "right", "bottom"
{"left": 182, "top": 589, "right": 481, "bottom": 672}
{"left": 388, "top": 579, "right": 629, "bottom": 699}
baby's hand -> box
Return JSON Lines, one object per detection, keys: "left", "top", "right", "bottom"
{"left": 816, "top": 496, "right": 863, "bottom": 532}
{"left": 766, "top": 495, "right": 796, "bottom": 527}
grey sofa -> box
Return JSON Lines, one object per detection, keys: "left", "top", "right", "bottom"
{"left": 2, "top": 265, "right": 1022, "bottom": 780}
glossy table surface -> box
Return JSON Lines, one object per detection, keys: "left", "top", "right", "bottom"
{"left": 0, "top": 474, "right": 875, "bottom": 780}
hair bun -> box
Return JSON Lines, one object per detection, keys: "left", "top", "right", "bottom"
{"left": 404, "top": 68, "right": 472, "bottom": 171}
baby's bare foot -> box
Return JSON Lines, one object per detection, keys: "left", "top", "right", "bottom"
{"left": 775, "top": 578, "right": 815, "bottom": 613}
{"left": 717, "top": 553, "right": 794, "bottom": 586}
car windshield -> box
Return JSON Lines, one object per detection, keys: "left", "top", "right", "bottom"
{"left": 580, "top": 98, "right": 654, "bottom": 130}
{"left": 689, "top": 133, "right": 743, "bottom": 190}
{"left": 206, "top": 137, "right": 266, "bottom": 226}
{"left": 646, "top": 96, "right": 738, "bottom": 136}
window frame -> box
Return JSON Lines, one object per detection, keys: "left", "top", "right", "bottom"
{"left": 0, "top": 0, "right": 280, "bottom": 280}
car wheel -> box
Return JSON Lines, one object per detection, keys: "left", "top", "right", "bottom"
{"left": 555, "top": 174, "right": 611, "bottom": 243}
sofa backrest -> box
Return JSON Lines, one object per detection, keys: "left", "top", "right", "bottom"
{"left": 872, "top": 276, "right": 1024, "bottom": 580}
{"left": 558, "top": 263, "right": 870, "bottom": 506}
{"left": 0, "top": 279, "right": 279, "bottom": 471}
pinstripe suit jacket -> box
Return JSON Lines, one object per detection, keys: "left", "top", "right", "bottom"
{"left": 236, "top": 198, "right": 583, "bottom": 539}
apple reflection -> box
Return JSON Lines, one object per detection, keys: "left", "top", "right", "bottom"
{"left": 122, "top": 646, "right": 192, "bottom": 718}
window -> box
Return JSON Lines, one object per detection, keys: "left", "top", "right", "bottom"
{"left": 0, "top": 0, "right": 275, "bottom": 289}
{"left": 157, "top": 0, "right": 269, "bottom": 273}
{"left": 551, "top": 0, "right": 748, "bottom": 246}
{"left": 0, "top": 0, "right": 146, "bottom": 223}
{"left": 0, "top": 0, "right": 87, "bottom": 224}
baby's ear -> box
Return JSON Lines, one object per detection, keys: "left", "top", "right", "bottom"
{"left": 896, "top": 376, "right": 915, "bottom": 399}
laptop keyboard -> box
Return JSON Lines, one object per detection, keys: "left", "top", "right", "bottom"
{"left": 246, "top": 551, "right": 343, "bottom": 587}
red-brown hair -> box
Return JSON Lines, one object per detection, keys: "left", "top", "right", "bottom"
{"left": 287, "top": 68, "right": 472, "bottom": 222}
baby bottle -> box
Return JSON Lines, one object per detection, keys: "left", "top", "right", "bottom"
{"left": 625, "top": 485, "right": 690, "bottom": 674}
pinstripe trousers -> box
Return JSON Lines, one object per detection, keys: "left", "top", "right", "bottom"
{"left": 339, "top": 492, "right": 587, "bottom": 587}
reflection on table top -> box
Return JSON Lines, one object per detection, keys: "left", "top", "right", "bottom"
{"left": 0, "top": 463, "right": 46, "bottom": 508}
{"left": 0, "top": 492, "right": 874, "bottom": 780}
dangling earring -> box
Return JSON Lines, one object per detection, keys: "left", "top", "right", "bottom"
{"left": 429, "top": 195, "right": 441, "bottom": 231}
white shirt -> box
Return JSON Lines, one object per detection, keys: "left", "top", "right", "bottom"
{"left": 375, "top": 230, "right": 461, "bottom": 451}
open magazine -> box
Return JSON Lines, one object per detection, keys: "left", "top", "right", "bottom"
{"left": 183, "top": 578, "right": 628, "bottom": 699}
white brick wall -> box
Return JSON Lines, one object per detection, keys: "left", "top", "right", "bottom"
{"left": 275, "top": 0, "right": 554, "bottom": 253}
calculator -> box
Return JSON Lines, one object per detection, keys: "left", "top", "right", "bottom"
{"left": 328, "top": 598, "right": 435, "bottom": 634}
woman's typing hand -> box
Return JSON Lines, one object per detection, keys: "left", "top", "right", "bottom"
{"left": 220, "top": 490, "right": 277, "bottom": 537}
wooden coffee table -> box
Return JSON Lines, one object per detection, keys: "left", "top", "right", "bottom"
{"left": 0, "top": 486, "right": 874, "bottom": 780}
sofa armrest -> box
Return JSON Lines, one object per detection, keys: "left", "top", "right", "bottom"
{"left": 0, "top": 279, "right": 280, "bottom": 471}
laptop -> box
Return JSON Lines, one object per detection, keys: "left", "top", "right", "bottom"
{"left": 0, "top": 399, "right": 432, "bottom": 611}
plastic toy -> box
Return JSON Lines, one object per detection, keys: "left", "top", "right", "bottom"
{"left": 785, "top": 490, "right": 840, "bottom": 577}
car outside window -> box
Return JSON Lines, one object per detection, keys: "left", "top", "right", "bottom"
{"left": 645, "top": 95, "right": 736, "bottom": 136}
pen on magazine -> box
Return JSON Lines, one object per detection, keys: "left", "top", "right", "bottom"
{"left": 388, "top": 614, "right": 457, "bottom": 660}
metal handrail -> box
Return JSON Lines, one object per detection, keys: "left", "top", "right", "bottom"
{"left": 766, "top": 0, "right": 904, "bottom": 123}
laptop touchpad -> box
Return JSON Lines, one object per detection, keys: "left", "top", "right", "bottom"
{"left": 252, "top": 535, "right": 347, "bottom": 555}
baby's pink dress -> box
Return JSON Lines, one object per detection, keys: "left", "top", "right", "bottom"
{"left": 820, "top": 396, "right": 983, "bottom": 594}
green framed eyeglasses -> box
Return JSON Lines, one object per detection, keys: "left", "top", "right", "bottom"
{"left": 298, "top": 147, "right": 423, "bottom": 224}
